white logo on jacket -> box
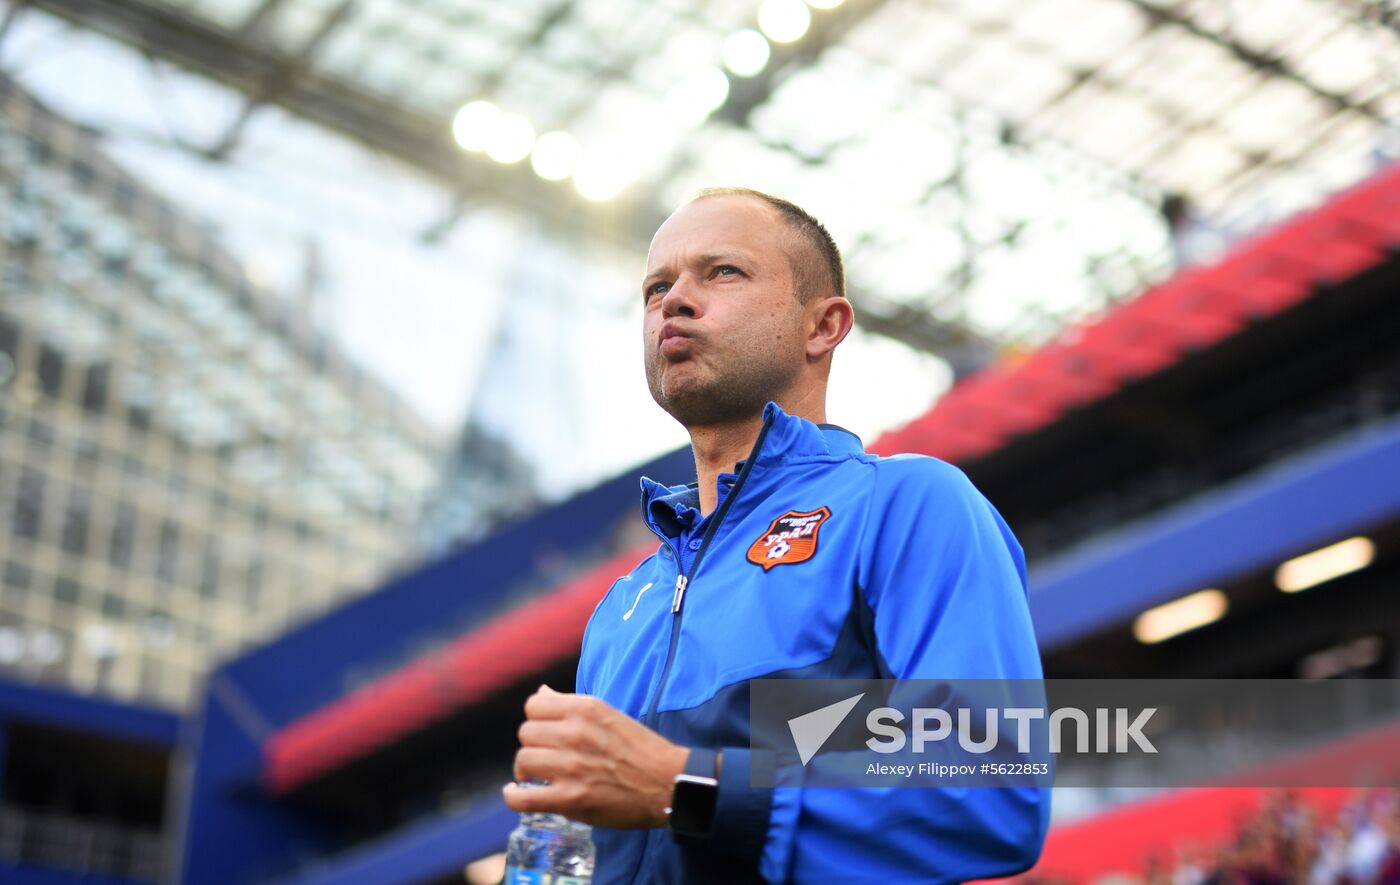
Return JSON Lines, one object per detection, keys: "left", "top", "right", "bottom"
{"left": 622, "top": 582, "right": 654, "bottom": 621}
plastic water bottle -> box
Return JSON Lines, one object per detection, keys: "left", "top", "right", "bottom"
{"left": 503, "top": 811, "right": 595, "bottom": 884}
{"left": 552, "top": 819, "right": 595, "bottom": 884}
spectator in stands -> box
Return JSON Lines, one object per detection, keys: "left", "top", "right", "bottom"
{"left": 1160, "top": 192, "right": 1228, "bottom": 268}
{"left": 1343, "top": 791, "right": 1397, "bottom": 884}
{"left": 1377, "top": 796, "right": 1400, "bottom": 884}
{"left": 1172, "top": 840, "right": 1211, "bottom": 885}
{"left": 1029, "top": 790, "right": 1400, "bottom": 885}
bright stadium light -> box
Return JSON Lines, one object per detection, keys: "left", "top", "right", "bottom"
{"left": 1275, "top": 536, "right": 1374, "bottom": 593}
{"left": 530, "top": 130, "right": 582, "bottom": 181}
{"left": 451, "top": 100, "right": 500, "bottom": 152}
{"left": 574, "top": 151, "right": 636, "bottom": 202}
{"left": 1132, "top": 589, "right": 1227, "bottom": 644}
{"left": 723, "top": 29, "right": 771, "bottom": 77}
{"left": 758, "top": 0, "right": 811, "bottom": 43}
{"left": 486, "top": 112, "right": 536, "bottom": 163}
{"left": 664, "top": 66, "right": 731, "bottom": 127}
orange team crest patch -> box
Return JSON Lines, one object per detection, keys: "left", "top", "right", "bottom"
{"left": 746, "top": 507, "right": 832, "bottom": 571}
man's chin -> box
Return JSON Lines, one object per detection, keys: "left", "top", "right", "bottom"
{"left": 655, "top": 385, "right": 765, "bottom": 428}
{"left": 653, "top": 384, "right": 709, "bottom": 424}
{"left": 650, "top": 365, "right": 703, "bottom": 402}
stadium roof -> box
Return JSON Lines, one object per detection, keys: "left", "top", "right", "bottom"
{"left": 26, "top": 0, "right": 1400, "bottom": 368}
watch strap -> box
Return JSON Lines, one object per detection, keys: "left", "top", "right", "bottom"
{"left": 682, "top": 747, "right": 718, "bottom": 780}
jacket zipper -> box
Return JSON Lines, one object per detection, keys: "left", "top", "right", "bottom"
{"left": 625, "top": 411, "right": 776, "bottom": 885}
{"left": 640, "top": 409, "right": 776, "bottom": 728}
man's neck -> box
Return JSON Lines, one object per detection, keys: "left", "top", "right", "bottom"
{"left": 688, "top": 394, "right": 826, "bottom": 517}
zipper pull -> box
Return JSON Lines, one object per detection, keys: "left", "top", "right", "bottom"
{"left": 671, "top": 575, "right": 688, "bottom": 613}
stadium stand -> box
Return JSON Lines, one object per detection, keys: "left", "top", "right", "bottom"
{"left": 1015, "top": 787, "right": 1400, "bottom": 884}
{"left": 0, "top": 675, "right": 177, "bottom": 883}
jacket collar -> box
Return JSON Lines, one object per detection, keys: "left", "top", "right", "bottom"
{"left": 639, "top": 401, "right": 864, "bottom": 532}
{"left": 749, "top": 399, "right": 865, "bottom": 468}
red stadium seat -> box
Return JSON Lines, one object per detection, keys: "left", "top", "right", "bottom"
{"left": 1062, "top": 312, "right": 1182, "bottom": 382}
{"left": 1323, "top": 162, "right": 1400, "bottom": 248}
{"left": 1016, "top": 342, "right": 1121, "bottom": 408}
{"left": 1116, "top": 281, "right": 1245, "bottom": 351}
{"left": 1188, "top": 247, "right": 1312, "bottom": 318}
{"left": 1259, "top": 210, "right": 1387, "bottom": 284}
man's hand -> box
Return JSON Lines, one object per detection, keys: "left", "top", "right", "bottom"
{"left": 502, "top": 685, "right": 689, "bottom": 829}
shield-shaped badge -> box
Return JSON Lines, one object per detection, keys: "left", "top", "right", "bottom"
{"left": 746, "top": 506, "right": 832, "bottom": 571}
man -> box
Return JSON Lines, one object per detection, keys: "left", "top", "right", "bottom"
{"left": 503, "top": 188, "right": 1050, "bottom": 882}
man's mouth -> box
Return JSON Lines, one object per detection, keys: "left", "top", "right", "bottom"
{"left": 660, "top": 335, "right": 693, "bottom": 358}
{"left": 659, "top": 322, "right": 695, "bottom": 358}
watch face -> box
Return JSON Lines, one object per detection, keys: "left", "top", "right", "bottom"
{"left": 670, "top": 774, "right": 719, "bottom": 836}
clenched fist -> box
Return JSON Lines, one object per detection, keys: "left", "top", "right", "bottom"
{"left": 502, "top": 685, "right": 690, "bottom": 829}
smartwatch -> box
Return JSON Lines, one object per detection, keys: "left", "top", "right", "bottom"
{"left": 666, "top": 773, "right": 720, "bottom": 838}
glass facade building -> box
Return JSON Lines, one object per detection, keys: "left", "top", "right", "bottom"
{"left": 0, "top": 77, "right": 446, "bottom": 708}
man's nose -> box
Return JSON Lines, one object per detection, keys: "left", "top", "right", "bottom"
{"left": 660, "top": 275, "right": 700, "bottom": 318}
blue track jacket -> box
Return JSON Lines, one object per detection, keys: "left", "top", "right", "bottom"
{"left": 576, "top": 401, "right": 1050, "bottom": 883}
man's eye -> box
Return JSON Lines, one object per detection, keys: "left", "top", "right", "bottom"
{"left": 645, "top": 283, "right": 670, "bottom": 299}
{"left": 714, "top": 265, "right": 739, "bottom": 277}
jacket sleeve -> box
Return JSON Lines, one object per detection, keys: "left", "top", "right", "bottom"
{"left": 701, "top": 456, "right": 1052, "bottom": 883}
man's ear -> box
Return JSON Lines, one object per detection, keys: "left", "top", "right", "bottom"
{"left": 807, "top": 296, "right": 854, "bottom": 362}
